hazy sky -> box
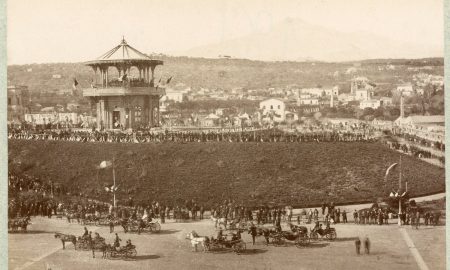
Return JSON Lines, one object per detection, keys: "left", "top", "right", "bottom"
{"left": 7, "top": 0, "right": 443, "bottom": 64}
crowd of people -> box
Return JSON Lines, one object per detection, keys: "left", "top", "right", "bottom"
{"left": 8, "top": 172, "right": 58, "bottom": 219}
{"left": 9, "top": 169, "right": 442, "bottom": 230}
{"left": 8, "top": 127, "right": 378, "bottom": 144}
{"left": 353, "top": 208, "right": 389, "bottom": 225}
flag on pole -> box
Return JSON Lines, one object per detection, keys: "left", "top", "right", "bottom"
{"left": 105, "top": 184, "right": 119, "bottom": 192}
{"left": 98, "top": 160, "right": 112, "bottom": 169}
{"left": 385, "top": 163, "right": 398, "bottom": 177}
{"left": 72, "top": 78, "right": 79, "bottom": 90}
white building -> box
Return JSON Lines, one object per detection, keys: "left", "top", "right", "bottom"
{"left": 299, "top": 86, "right": 338, "bottom": 97}
{"left": 25, "top": 112, "right": 80, "bottom": 125}
{"left": 379, "top": 97, "right": 393, "bottom": 106}
{"left": 163, "top": 90, "right": 185, "bottom": 103}
{"left": 259, "top": 98, "right": 286, "bottom": 122}
{"left": 355, "top": 89, "right": 372, "bottom": 101}
{"left": 338, "top": 93, "right": 356, "bottom": 103}
{"left": 394, "top": 115, "right": 445, "bottom": 142}
{"left": 360, "top": 99, "right": 381, "bottom": 109}
{"left": 396, "top": 84, "right": 414, "bottom": 96}
{"left": 298, "top": 97, "right": 319, "bottom": 106}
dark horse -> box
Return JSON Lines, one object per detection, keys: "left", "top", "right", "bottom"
{"left": 8, "top": 216, "right": 31, "bottom": 232}
{"left": 54, "top": 233, "right": 77, "bottom": 249}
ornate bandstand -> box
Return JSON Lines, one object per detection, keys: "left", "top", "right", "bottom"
{"left": 83, "top": 38, "right": 164, "bottom": 130}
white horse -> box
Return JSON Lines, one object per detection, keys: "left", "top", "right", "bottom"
{"left": 185, "top": 231, "right": 210, "bottom": 252}
{"left": 211, "top": 216, "right": 227, "bottom": 229}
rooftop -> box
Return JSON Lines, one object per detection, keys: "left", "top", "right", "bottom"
{"left": 85, "top": 37, "right": 163, "bottom": 67}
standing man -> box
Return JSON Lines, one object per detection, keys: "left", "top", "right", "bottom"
{"left": 415, "top": 210, "right": 420, "bottom": 229}
{"left": 114, "top": 233, "right": 121, "bottom": 250}
{"left": 249, "top": 222, "right": 258, "bottom": 245}
{"left": 355, "top": 237, "right": 361, "bottom": 255}
{"left": 364, "top": 236, "right": 370, "bottom": 254}
{"left": 109, "top": 216, "right": 114, "bottom": 233}
{"left": 342, "top": 210, "right": 347, "bottom": 223}
{"left": 200, "top": 206, "right": 204, "bottom": 220}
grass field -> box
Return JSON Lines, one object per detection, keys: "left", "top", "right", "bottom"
{"left": 8, "top": 140, "right": 445, "bottom": 207}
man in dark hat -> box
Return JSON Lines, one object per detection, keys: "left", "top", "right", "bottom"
{"left": 114, "top": 233, "right": 121, "bottom": 249}
{"left": 249, "top": 222, "right": 258, "bottom": 245}
{"left": 364, "top": 236, "right": 370, "bottom": 254}
{"left": 355, "top": 237, "right": 361, "bottom": 255}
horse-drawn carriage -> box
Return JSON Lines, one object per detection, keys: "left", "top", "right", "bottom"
{"left": 264, "top": 224, "right": 310, "bottom": 247}
{"left": 96, "top": 216, "right": 121, "bottom": 227}
{"left": 185, "top": 231, "right": 246, "bottom": 254}
{"left": 81, "top": 214, "right": 102, "bottom": 226}
{"left": 310, "top": 221, "right": 337, "bottom": 240}
{"left": 75, "top": 235, "right": 107, "bottom": 251}
{"left": 8, "top": 216, "right": 31, "bottom": 232}
{"left": 211, "top": 216, "right": 249, "bottom": 231}
{"left": 206, "top": 237, "right": 247, "bottom": 254}
{"left": 122, "top": 218, "right": 161, "bottom": 233}
{"left": 105, "top": 244, "right": 137, "bottom": 259}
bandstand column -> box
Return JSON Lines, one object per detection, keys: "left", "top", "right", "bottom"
{"left": 106, "top": 68, "right": 109, "bottom": 88}
{"left": 144, "top": 67, "right": 148, "bottom": 83}
{"left": 148, "top": 96, "right": 153, "bottom": 127}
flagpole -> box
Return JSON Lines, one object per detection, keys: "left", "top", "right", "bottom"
{"left": 113, "top": 158, "right": 116, "bottom": 208}
{"left": 398, "top": 155, "right": 402, "bottom": 226}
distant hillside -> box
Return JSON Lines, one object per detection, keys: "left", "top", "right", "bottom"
{"left": 7, "top": 56, "right": 444, "bottom": 95}
{"left": 9, "top": 140, "right": 445, "bottom": 207}
{"left": 181, "top": 18, "right": 443, "bottom": 62}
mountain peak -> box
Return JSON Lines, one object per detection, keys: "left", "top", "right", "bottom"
{"left": 181, "top": 19, "right": 442, "bottom": 62}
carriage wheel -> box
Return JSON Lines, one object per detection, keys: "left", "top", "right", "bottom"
{"left": 310, "top": 231, "right": 318, "bottom": 241}
{"left": 110, "top": 251, "right": 118, "bottom": 259}
{"left": 272, "top": 237, "right": 284, "bottom": 246}
{"left": 295, "top": 236, "right": 309, "bottom": 248}
{"left": 152, "top": 222, "right": 161, "bottom": 232}
{"left": 326, "top": 231, "right": 337, "bottom": 240}
{"left": 233, "top": 242, "right": 246, "bottom": 254}
{"left": 126, "top": 248, "right": 137, "bottom": 258}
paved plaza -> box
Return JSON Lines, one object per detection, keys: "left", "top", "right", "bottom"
{"left": 9, "top": 214, "right": 445, "bottom": 270}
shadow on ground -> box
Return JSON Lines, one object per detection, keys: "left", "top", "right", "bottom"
{"left": 122, "top": 229, "right": 180, "bottom": 235}
{"left": 152, "top": 229, "right": 181, "bottom": 235}
{"left": 132, "top": 254, "right": 161, "bottom": 260}
{"left": 8, "top": 230, "right": 51, "bottom": 234}
{"left": 333, "top": 237, "right": 359, "bottom": 242}
{"left": 238, "top": 249, "right": 268, "bottom": 255}
{"left": 307, "top": 242, "right": 330, "bottom": 248}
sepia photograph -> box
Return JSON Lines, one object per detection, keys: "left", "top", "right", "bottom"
{"left": 4, "top": 0, "right": 446, "bottom": 269}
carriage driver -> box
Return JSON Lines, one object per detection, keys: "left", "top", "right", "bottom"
{"left": 138, "top": 218, "right": 145, "bottom": 235}
{"left": 125, "top": 239, "right": 133, "bottom": 249}
{"left": 94, "top": 232, "right": 102, "bottom": 241}
{"left": 313, "top": 221, "right": 324, "bottom": 235}
{"left": 114, "top": 233, "right": 121, "bottom": 249}
{"left": 217, "top": 228, "right": 224, "bottom": 241}
{"left": 318, "top": 224, "right": 324, "bottom": 235}
{"left": 83, "top": 227, "right": 88, "bottom": 237}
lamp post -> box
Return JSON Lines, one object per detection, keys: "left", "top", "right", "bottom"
{"left": 112, "top": 158, "right": 116, "bottom": 208}
{"left": 398, "top": 155, "right": 402, "bottom": 226}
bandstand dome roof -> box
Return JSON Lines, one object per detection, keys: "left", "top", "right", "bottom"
{"left": 85, "top": 37, "right": 163, "bottom": 67}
